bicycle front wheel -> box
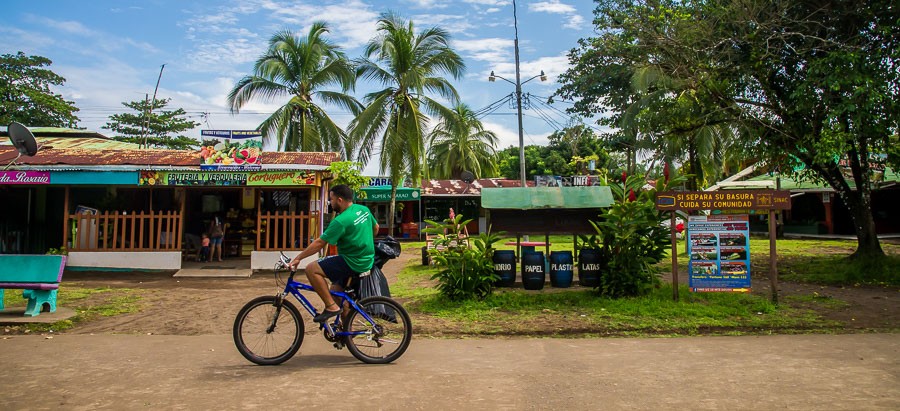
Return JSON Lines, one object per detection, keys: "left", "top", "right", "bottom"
{"left": 233, "top": 295, "right": 304, "bottom": 365}
{"left": 344, "top": 296, "right": 412, "bottom": 364}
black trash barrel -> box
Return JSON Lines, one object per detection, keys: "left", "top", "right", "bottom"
{"left": 422, "top": 246, "right": 430, "bottom": 266}
{"left": 549, "top": 251, "right": 574, "bottom": 288}
{"left": 522, "top": 251, "right": 546, "bottom": 290}
{"left": 492, "top": 250, "right": 516, "bottom": 287}
{"left": 578, "top": 249, "right": 603, "bottom": 287}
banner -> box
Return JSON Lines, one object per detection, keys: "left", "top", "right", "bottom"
{"left": 199, "top": 130, "right": 263, "bottom": 170}
{"left": 0, "top": 171, "right": 50, "bottom": 184}
{"left": 656, "top": 190, "right": 791, "bottom": 211}
{"left": 139, "top": 171, "right": 247, "bottom": 186}
{"left": 687, "top": 215, "right": 751, "bottom": 292}
{"left": 247, "top": 171, "right": 317, "bottom": 186}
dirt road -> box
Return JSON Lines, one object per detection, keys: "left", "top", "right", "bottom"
{"left": 1, "top": 333, "right": 897, "bottom": 410}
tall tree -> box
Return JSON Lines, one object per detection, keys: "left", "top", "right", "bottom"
{"left": 351, "top": 13, "right": 465, "bottom": 235}
{"left": 103, "top": 98, "right": 200, "bottom": 150}
{"left": 227, "top": 23, "right": 361, "bottom": 156}
{"left": 0, "top": 52, "right": 80, "bottom": 127}
{"left": 427, "top": 103, "right": 499, "bottom": 179}
{"left": 556, "top": 0, "right": 899, "bottom": 258}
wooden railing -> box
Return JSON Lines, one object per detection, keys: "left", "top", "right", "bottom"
{"left": 257, "top": 211, "right": 319, "bottom": 251}
{"left": 67, "top": 210, "right": 182, "bottom": 251}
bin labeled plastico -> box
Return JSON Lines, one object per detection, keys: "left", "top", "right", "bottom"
{"left": 550, "top": 251, "right": 574, "bottom": 288}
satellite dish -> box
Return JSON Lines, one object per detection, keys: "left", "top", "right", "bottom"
{"left": 460, "top": 170, "right": 475, "bottom": 184}
{"left": 8, "top": 122, "right": 38, "bottom": 157}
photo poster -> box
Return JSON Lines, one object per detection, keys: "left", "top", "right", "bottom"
{"left": 199, "top": 130, "right": 263, "bottom": 170}
{"left": 687, "top": 215, "right": 751, "bottom": 292}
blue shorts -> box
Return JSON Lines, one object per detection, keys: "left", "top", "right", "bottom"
{"left": 210, "top": 237, "right": 223, "bottom": 246}
{"left": 317, "top": 255, "right": 363, "bottom": 287}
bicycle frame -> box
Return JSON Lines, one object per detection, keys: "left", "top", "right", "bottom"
{"left": 280, "top": 273, "right": 378, "bottom": 338}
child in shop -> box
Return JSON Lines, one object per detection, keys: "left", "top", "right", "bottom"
{"left": 198, "top": 233, "right": 211, "bottom": 262}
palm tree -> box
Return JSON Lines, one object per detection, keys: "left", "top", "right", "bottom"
{"left": 350, "top": 13, "right": 465, "bottom": 235}
{"left": 427, "top": 103, "right": 499, "bottom": 179}
{"left": 226, "top": 23, "right": 361, "bottom": 156}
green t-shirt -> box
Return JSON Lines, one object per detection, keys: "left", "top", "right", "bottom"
{"left": 320, "top": 203, "right": 377, "bottom": 273}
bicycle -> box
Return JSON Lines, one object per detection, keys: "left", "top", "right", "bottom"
{"left": 233, "top": 252, "right": 412, "bottom": 365}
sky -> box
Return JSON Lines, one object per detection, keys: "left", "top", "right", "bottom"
{"left": 3, "top": 0, "right": 601, "bottom": 173}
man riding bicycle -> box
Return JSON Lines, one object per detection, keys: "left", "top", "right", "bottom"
{"left": 291, "top": 184, "right": 379, "bottom": 323}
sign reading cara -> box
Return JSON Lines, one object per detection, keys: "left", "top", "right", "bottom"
{"left": 0, "top": 171, "right": 50, "bottom": 184}
{"left": 656, "top": 190, "right": 791, "bottom": 211}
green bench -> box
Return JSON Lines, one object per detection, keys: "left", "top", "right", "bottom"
{"left": 0, "top": 255, "right": 67, "bottom": 317}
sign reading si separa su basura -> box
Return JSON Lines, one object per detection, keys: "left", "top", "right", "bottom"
{"left": 656, "top": 190, "right": 792, "bottom": 211}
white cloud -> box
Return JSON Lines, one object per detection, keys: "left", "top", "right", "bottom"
{"left": 263, "top": 0, "right": 380, "bottom": 49}
{"left": 528, "top": 0, "right": 584, "bottom": 30}
{"left": 529, "top": 0, "right": 576, "bottom": 14}
{"left": 413, "top": 14, "right": 476, "bottom": 35}
{"left": 405, "top": 0, "right": 449, "bottom": 8}
{"left": 481, "top": 120, "right": 521, "bottom": 149}
{"left": 453, "top": 37, "right": 513, "bottom": 65}
{"left": 564, "top": 14, "right": 584, "bottom": 30}
{"left": 463, "top": 0, "right": 510, "bottom": 5}
{"left": 485, "top": 53, "right": 570, "bottom": 86}
{"left": 23, "top": 15, "right": 161, "bottom": 54}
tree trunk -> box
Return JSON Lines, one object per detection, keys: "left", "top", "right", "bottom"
{"left": 809, "top": 158, "right": 885, "bottom": 259}
{"left": 388, "top": 184, "right": 397, "bottom": 238}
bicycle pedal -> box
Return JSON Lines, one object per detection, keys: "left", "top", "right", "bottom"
{"left": 333, "top": 342, "right": 344, "bottom": 350}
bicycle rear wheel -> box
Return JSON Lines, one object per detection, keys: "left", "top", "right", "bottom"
{"left": 233, "top": 295, "right": 304, "bottom": 365}
{"left": 344, "top": 296, "right": 412, "bottom": 364}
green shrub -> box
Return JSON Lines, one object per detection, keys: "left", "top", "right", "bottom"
{"left": 590, "top": 172, "right": 686, "bottom": 298}
{"left": 424, "top": 215, "right": 503, "bottom": 301}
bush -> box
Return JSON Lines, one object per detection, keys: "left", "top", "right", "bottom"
{"left": 424, "top": 215, "right": 502, "bottom": 301}
{"left": 589, "top": 172, "right": 686, "bottom": 298}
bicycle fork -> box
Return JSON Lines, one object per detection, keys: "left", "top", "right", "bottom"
{"left": 266, "top": 293, "right": 287, "bottom": 334}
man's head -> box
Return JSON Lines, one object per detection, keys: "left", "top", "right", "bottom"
{"left": 328, "top": 184, "right": 354, "bottom": 213}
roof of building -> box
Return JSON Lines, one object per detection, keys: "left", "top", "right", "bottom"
{"left": 745, "top": 168, "right": 899, "bottom": 191}
{"left": 422, "top": 178, "right": 533, "bottom": 196}
{"left": 0, "top": 146, "right": 339, "bottom": 170}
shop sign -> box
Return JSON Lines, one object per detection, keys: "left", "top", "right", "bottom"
{"left": 687, "top": 215, "right": 751, "bottom": 293}
{"left": 535, "top": 175, "right": 602, "bottom": 187}
{"left": 656, "top": 190, "right": 791, "bottom": 211}
{"left": 139, "top": 171, "right": 248, "bottom": 186}
{"left": 199, "top": 130, "right": 263, "bottom": 170}
{"left": 0, "top": 171, "right": 50, "bottom": 184}
{"left": 360, "top": 187, "right": 420, "bottom": 202}
{"left": 247, "top": 171, "right": 317, "bottom": 186}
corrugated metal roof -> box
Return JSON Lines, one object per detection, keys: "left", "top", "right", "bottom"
{"left": 422, "top": 178, "right": 532, "bottom": 196}
{"left": 0, "top": 146, "right": 340, "bottom": 168}
{"left": 0, "top": 126, "right": 111, "bottom": 139}
{"left": 0, "top": 136, "right": 141, "bottom": 150}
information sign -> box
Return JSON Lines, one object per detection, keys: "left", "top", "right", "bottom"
{"left": 687, "top": 215, "right": 752, "bottom": 292}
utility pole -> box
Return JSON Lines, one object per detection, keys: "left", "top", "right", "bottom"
{"left": 513, "top": 0, "right": 525, "bottom": 188}
{"left": 144, "top": 64, "right": 166, "bottom": 148}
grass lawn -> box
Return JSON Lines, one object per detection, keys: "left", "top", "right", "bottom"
{"left": 2, "top": 284, "right": 142, "bottom": 333}
{"left": 394, "top": 237, "right": 898, "bottom": 337}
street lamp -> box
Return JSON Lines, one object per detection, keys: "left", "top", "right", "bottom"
{"left": 488, "top": 0, "right": 547, "bottom": 188}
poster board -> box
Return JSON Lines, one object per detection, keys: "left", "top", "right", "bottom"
{"left": 687, "top": 215, "right": 751, "bottom": 292}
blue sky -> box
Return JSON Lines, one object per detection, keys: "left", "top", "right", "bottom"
{"left": 3, "top": 0, "right": 600, "bottom": 171}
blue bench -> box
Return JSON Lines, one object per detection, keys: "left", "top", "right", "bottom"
{"left": 0, "top": 255, "right": 67, "bottom": 317}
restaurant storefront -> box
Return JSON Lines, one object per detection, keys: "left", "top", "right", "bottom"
{"left": 0, "top": 144, "right": 336, "bottom": 272}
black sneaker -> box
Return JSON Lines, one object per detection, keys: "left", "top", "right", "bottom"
{"left": 313, "top": 309, "right": 341, "bottom": 323}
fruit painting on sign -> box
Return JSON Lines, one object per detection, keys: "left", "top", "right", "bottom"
{"left": 199, "top": 139, "right": 262, "bottom": 168}
{"left": 139, "top": 171, "right": 163, "bottom": 186}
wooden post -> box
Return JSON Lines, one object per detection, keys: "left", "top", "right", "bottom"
{"left": 671, "top": 211, "right": 679, "bottom": 301}
{"left": 545, "top": 233, "right": 550, "bottom": 257}
{"left": 62, "top": 187, "right": 70, "bottom": 249}
{"left": 768, "top": 209, "right": 779, "bottom": 304}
